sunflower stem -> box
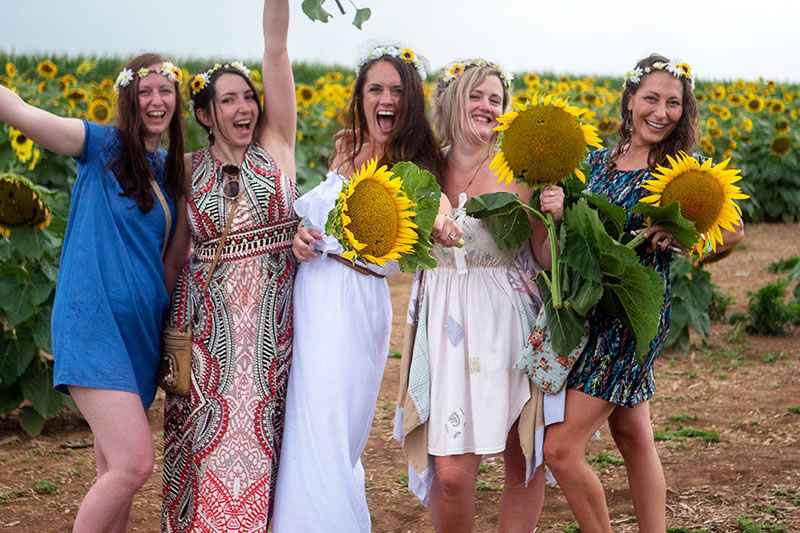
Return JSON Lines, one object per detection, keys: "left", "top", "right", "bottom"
{"left": 518, "top": 202, "right": 562, "bottom": 307}
{"left": 626, "top": 232, "right": 646, "bottom": 250}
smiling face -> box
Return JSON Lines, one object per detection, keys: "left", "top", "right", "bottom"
{"left": 627, "top": 70, "right": 684, "bottom": 148}
{"left": 361, "top": 59, "right": 403, "bottom": 147}
{"left": 467, "top": 74, "right": 504, "bottom": 143}
{"left": 137, "top": 64, "right": 177, "bottom": 151}
{"left": 198, "top": 72, "right": 260, "bottom": 149}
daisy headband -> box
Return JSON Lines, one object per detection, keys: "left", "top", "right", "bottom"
{"left": 189, "top": 61, "right": 252, "bottom": 96}
{"left": 355, "top": 45, "right": 427, "bottom": 81}
{"left": 624, "top": 58, "right": 694, "bottom": 89}
{"left": 113, "top": 61, "right": 183, "bottom": 93}
{"left": 437, "top": 59, "right": 514, "bottom": 92}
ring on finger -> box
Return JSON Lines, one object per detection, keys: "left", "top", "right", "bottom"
{"left": 448, "top": 233, "right": 456, "bottom": 241}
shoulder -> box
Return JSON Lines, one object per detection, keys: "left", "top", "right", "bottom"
{"left": 586, "top": 147, "right": 611, "bottom": 167}
{"left": 79, "top": 122, "right": 120, "bottom": 164}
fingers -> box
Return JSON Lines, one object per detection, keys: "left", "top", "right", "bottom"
{"left": 641, "top": 226, "right": 679, "bottom": 253}
{"left": 292, "top": 226, "right": 322, "bottom": 262}
{"left": 430, "top": 213, "right": 463, "bottom": 247}
{"left": 539, "top": 185, "right": 565, "bottom": 222}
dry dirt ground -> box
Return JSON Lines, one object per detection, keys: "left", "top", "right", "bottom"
{"left": 1, "top": 222, "right": 798, "bottom": 532}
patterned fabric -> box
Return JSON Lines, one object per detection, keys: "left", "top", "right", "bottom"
{"left": 566, "top": 148, "right": 671, "bottom": 407}
{"left": 161, "top": 145, "right": 298, "bottom": 532}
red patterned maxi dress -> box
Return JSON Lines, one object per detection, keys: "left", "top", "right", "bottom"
{"left": 161, "top": 145, "right": 297, "bottom": 532}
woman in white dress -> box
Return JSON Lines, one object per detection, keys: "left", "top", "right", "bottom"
{"left": 272, "top": 45, "right": 462, "bottom": 532}
{"left": 395, "top": 59, "right": 566, "bottom": 532}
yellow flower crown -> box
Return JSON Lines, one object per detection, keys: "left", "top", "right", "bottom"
{"left": 435, "top": 59, "right": 513, "bottom": 96}
{"left": 113, "top": 61, "right": 183, "bottom": 93}
{"left": 355, "top": 45, "right": 427, "bottom": 80}
{"left": 624, "top": 59, "right": 694, "bottom": 89}
{"left": 189, "top": 61, "right": 252, "bottom": 96}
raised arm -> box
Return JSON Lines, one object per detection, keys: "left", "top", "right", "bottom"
{"left": 258, "top": 0, "right": 296, "bottom": 152}
{"left": 0, "top": 84, "right": 85, "bottom": 158}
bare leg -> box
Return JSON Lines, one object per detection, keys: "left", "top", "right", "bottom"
{"left": 430, "top": 454, "right": 482, "bottom": 533}
{"left": 608, "top": 401, "right": 666, "bottom": 533}
{"left": 498, "top": 419, "right": 544, "bottom": 533}
{"left": 69, "top": 386, "right": 154, "bottom": 533}
{"left": 543, "top": 389, "right": 616, "bottom": 533}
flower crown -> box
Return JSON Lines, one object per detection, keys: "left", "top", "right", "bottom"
{"left": 189, "top": 61, "right": 252, "bottom": 96}
{"left": 113, "top": 61, "right": 183, "bottom": 93}
{"left": 355, "top": 45, "right": 427, "bottom": 81}
{"left": 436, "top": 59, "right": 514, "bottom": 94}
{"left": 624, "top": 58, "right": 694, "bottom": 89}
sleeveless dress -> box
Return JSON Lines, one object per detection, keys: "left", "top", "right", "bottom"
{"left": 395, "top": 213, "right": 565, "bottom": 505}
{"left": 272, "top": 170, "right": 397, "bottom": 533}
{"left": 567, "top": 148, "right": 673, "bottom": 407}
{"left": 161, "top": 145, "right": 298, "bottom": 532}
{"left": 52, "top": 121, "right": 175, "bottom": 409}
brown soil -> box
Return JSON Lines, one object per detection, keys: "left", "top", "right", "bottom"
{"left": 1, "top": 222, "right": 798, "bottom": 532}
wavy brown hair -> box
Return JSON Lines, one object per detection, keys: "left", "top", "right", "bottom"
{"left": 110, "top": 53, "right": 185, "bottom": 211}
{"left": 338, "top": 55, "right": 444, "bottom": 180}
{"left": 610, "top": 53, "right": 698, "bottom": 169}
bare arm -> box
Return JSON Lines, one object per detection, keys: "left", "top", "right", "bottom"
{"left": 258, "top": 0, "right": 296, "bottom": 153}
{"left": 163, "top": 156, "right": 194, "bottom": 295}
{"left": 0, "top": 84, "right": 85, "bottom": 158}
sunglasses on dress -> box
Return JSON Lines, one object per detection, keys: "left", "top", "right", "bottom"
{"left": 221, "top": 164, "right": 241, "bottom": 200}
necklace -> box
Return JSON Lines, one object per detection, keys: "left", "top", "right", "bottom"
{"left": 452, "top": 149, "right": 493, "bottom": 198}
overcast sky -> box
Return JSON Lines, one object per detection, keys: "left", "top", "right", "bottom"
{"left": 2, "top": 0, "right": 798, "bottom": 82}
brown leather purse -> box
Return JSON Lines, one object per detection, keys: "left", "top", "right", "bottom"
{"left": 152, "top": 178, "right": 238, "bottom": 396}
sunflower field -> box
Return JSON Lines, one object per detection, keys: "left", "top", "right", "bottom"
{"left": 1, "top": 54, "right": 799, "bottom": 434}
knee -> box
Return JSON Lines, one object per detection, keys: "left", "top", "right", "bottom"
{"left": 433, "top": 468, "right": 474, "bottom": 501}
{"left": 113, "top": 446, "right": 155, "bottom": 489}
{"left": 610, "top": 427, "right": 652, "bottom": 458}
{"left": 543, "top": 436, "right": 574, "bottom": 474}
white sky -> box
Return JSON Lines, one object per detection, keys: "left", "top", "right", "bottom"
{"left": 2, "top": 0, "right": 798, "bottom": 82}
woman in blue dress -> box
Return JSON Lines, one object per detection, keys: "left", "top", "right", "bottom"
{"left": 543, "top": 54, "right": 744, "bottom": 533}
{"left": 0, "top": 52, "right": 186, "bottom": 532}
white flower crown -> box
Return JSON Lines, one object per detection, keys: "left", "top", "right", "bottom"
{"left": 189, "top": 61, "right": 252, "bottom": 96}
{"left": 355, "top": 45, "right": 427, "bottom": 81}
{"left": 437, "top": 59, "right": 514, "bottom": 92}
{"left": 113, "top": 61, "right": 183, "bottom": 93}
{"left": 624, "top": 58, "right": 694, "bottom": 89}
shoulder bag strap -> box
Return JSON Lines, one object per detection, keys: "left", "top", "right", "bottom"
{"left": 201, "top": 199, "right": 239, "bottom": 292}
{"left": 150, "top": 178, "right": 171, "bottom": 258}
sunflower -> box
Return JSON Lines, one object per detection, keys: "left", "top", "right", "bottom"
{"left": 37, "top": 59, "right": 57, "bottom": 79}
{"left": 768, "top": 100, "right": 785, "bottom": 114}
{"left": 581, "top": 92, "right": 598, "bottom": 106}
{"left": 189, "top": 73, "right": 209, "bottom": 95}
{"left": 523, "top": 73, "right": 539, "bottom": 86}
{"left": 709, "top": 127, "right": 723, "bottom": 138}
{"left": 727, "top": 93, "right": 744, "bottom": 106}
{"left": 699, "top": 138, "right": 715, "bottom": 155}
{"left": 9, "top": 127, "right": 34, "bottom": 162}
{"left": 5, "top": 62, "right": 16, "bottom": 79}
{"left": 76, "top": 60, "right": 96, "bottom": 76}
{"left": 774, "top": 118, "right": 790, "bottom": 134}
{"left": 746, "top": 95, "right": 765, "bottom": 113}
{"left": 705, "top": 117, "right": 718, "bottom": 129}
{"left": 296, "top": 84, "right": 315, "bottom": 106}
{"left": 696, "top": 93, "right": 707, "bottom": 104}
{"left": 88, "top": 98, "right": 112, "bottom": 124}
{"left": 641, "top": 152, "right": 748, "bottom": 255}
{"left": 400, "top": 48, "right": 416, "bottom": 63}
{"left": 770, "top": 135, "right": 791, "bottom": 156}
{"left": 324, "top": 71, "right": 343, "bottom": 83}
{"left": 66, "top": 88, "right": 89, "bottom": 107}
{"left": 491, "top": 94, "right": 602, "bottom": 186}
{"left": 783, "top": 91, "right": 794, "bottom": 104}
{"left": 711, "top": 86, "right": 726, "bottom": 101}
{"left": 58, "top": 74, "right": 78, "bottom": 93}
{"left": 331, "top": 158, "right": 418, "bottom": 266}
{"left": 718, "top": 107, "right": 731, "bottom": 121}
{"left": 741, "top": 117, "right": 753, "bottom": 132}
{"left": 0, "top": 173, "right": 52, "bottom": 235}
{"left": 596, "top": 117, "right": 620, "bottom": 135}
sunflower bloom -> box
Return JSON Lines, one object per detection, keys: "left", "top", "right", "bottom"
{"left": 490, "top": 93, "right": 602, "bottom": 186}
{"left": 770, "top": 135, "right": 791, "bottom": 156}
{"left": 332, "top": 158, "right": 418, "bottom": 266}
{"left": 641, "top": 152, "right": 749, "bottom": 255}
{"left": 0, "top": 173, "right": 52, "bottom": 234}
{"left": 88, "top": 98, "right": 112, "bottom": 124}
{"left": 37, "top": 60, "right": 57, "bottom": 79}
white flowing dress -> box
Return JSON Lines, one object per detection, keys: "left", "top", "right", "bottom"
{"left": 272, "top": 170, "right": 396, "bottom": 533}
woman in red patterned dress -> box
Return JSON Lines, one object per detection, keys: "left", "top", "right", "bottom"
{"left": 160, "top": 1, "right": 298, "bottom": 531}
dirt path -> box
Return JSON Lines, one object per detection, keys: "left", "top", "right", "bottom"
{"left": 1, "top": 223, "right": 798, "bottom": 532}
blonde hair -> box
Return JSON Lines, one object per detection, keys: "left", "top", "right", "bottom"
{"left": 433, "top": 62, "right": 511, "bottom": 148}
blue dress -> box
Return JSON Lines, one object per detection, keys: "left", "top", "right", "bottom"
{"left": 566, "top": 148, "right": 671, "bottom": 407}
{"left": 52, "top": 121, "right": 175, "bottom": 408}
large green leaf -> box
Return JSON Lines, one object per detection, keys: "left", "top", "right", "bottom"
{"left": 561, "top": 200, "right": 605, "bottom": 282}
{"left": 301, "top": 0, "right": 332, "bottom": 22}
{"left": 20, "top": 363, "right": 64, "bottom": 419}
{"left": 392, "top": 162, "right": 442, "bottom": 274}
{"left": 31, "top": 309, "right": 53, "bottom": 353}
{"left": 466, "top": 192, "right": 532, "bottom": 250}
{"left": 630, "top": 201, "right": 700, "bottom": 250}
{"left": 352, "top": 7, "right": 371, "bottom": 29}
{"left": 581, "top": 191, "right": 627, "bottom": 239}
{"left": 0, "top": 384, "right": 24, "bottom": 415}
{"left": 0, "top": 333, "right": 36, "bottom": 386}
{"left": 18, "top": 405, "right": 45, "bottom": 437}
{"left": 0, "top": 270, "right": 53, "bottom": 326}
{"left": 537, "top": 274, "right": 587, "bottom": 356}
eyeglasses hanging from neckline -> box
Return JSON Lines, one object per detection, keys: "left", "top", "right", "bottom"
{"left": 221, "top": 164, "right": 241, "bottom": 200}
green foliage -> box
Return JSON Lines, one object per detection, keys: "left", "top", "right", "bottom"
{"left": 743, "top": 279, "right": 799, "bottom": 335}
{"left": 666, "top": 256, "right": 713, "bottom": 352}
{"left": 392, "top": 162, "right": 442, "bottom": 274}
{"left": 737, "top": 515, "right": 787, "bottom": 532}
{"left": 766, "top": 255, "right": 799, "bottom": 274}
{"left": 630, "top": 201, "right": 700, "bottom": 251}
{"left": 654, "top": 425, "right": 722, "bottom": 443}
{"left": 709, "top": 283, "right": 736, "bottom": 322}
{"left": 301, "top": 0, "right": 371, "bottom": 28}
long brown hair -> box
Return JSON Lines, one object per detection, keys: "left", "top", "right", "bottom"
{"left": 338, "top": 55, "right": 444, "bottom": 179}
{"left": 110, "top": 53, "right": 185, "bottom": 211}
{"left": 610, "top": 53, "right": 698, "bottom": 169}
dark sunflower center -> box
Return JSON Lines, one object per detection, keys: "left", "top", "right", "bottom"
{"left": 502, "top": 106, "right": 586, "bottom": 185}
{"left": 771, "top": 136, "right": 791, "bottom": 155}
{"left": 346, "top": 179, "right": 398, "bottom": 258}
{"left": 660, "top": 170, "right": 725, "bottom": 233}
{"left": 92, "top": 104, "right": 109, "bottom": 122}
